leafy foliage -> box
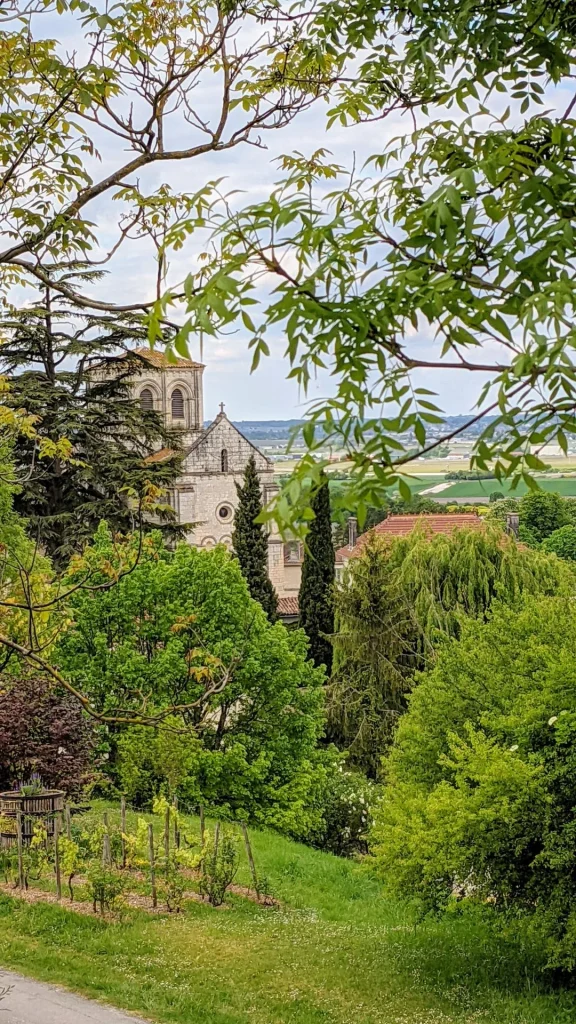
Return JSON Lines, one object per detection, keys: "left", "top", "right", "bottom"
{"left": 542, "top": 524, "right": 576, "bottom": 561}
{"left": 199, "top": 827, "right": 239, "bottom": 907}
{"left": 329, "top": 541, "right": 416, "bottom": 777}
{"left": 372, "top": 595, "right": 576, "bottom": 969}
{"left": 232, "top": 455, "right": 277, "bottom": 621}
{"left": 86, "top": 866, "right": 127, "bottom": 916}
{"left": 312, "top": 765, "right": 376, "bottom": 857}
{"left": 518, "top": 492, "right": 572, "bottom": 543}
{"left": 483, "top": 498, "right": 521, "bottom": 525}
{"left": 117, "top": 720, "right": 201, "bottom": 806}
{"left": 56, "top": 526, "right": 326, "bottom": 826}
{"left": 172, "top": 0, "right": 576, "bottom": 528}
{"left": 0, "top": 0, "right": 333, "bottom": 317}
{"left": 0, "top": 675, "right": 94, "bottom": 795}
{"left": 299, "top": 474, "right": 335, "bottom": 670}
{"left": 0, "top": 309, "right": 183, "bottom": 563}
{"left": 329, "top": 526, "right": 571, "bottom": 774}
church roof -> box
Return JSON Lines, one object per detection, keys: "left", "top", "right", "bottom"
{"left": 335, "top": 513, "right": 484, "bottom": 562}
{"left": 132, "top": 347, "right": 204, "bottom": 369}
{"left": 187, "top": 409, "right": 273, "bottom": 466}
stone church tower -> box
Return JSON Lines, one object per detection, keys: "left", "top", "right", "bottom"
{"left": 105, "top": 348, "right": 288, "bottom": 598}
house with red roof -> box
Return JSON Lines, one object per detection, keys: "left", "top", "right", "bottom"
{"left": 335, "top": 513, "right": 486, "bottom": 573}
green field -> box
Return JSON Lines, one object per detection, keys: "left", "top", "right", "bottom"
{"left": 0, "top": 801, "right": 575, "bottom": 1024}
{"left": 329, "top": 473, "right": 576, "bottom": 502}
{"left": 438, "top": 477, "right": 576, "bottom": 499}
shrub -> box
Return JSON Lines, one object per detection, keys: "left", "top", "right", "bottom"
{"left": 371, "top": 594, "right": 576, "bottom": 970}
{"left": 315, "top": 766, "right": 376, "bottom": 857}
{"left": 519, "top": 491, "right": 571, "bottom": 542}
{"left": 0, "top": 675, "right": 94, "bottom": 794}
{"left": 484, "top": 497, "right": 519, "bottom": 525}
{"left": 86, "top": 865, "right": 126, "bottom": 915}
{"left": 542, "top": 524, "right": 576, "bottom": 562}
{"left": 199, "top": 827, "right": 239, "bottom": 906}
{"left": 116, "top": 720, "right": 202, "bottom": 807}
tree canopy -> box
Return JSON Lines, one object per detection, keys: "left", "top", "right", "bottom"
{"left": 171, "top": 0, "right": 576, "bottom": 525}
{"left": 232, "top": 455, "right": 277, "bottom": 621}
{"left": 1, "top": 293, "right": 183, "bottom": 563}
{"left": 299, "top": 474, "right": 335, "bottom": 670}
{"left": 371, "top": 594, "right": 576, "bottom": 969}
{"left": 0, "top": 0, "right": 333, "bottom": 318}
{"left": 542, "top": 524, "right": 576, "bottom": 562}
{"left": 329, "top": 525, "right": 572, "bottom": 775}
{"left": 55, "top": 527, "right": 326, "bottom": 825}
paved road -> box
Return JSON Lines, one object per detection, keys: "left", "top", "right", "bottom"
{"left": 0, "top": 970, "right": 150, "bottom": 1024}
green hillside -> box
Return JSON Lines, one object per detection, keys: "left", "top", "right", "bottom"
{"left": 0, "top": 802, "right": 574, "bottom": 1024}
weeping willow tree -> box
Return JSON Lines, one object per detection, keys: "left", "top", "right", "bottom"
{"left": 330, "top": 525, "right": 572, "bottom": 776}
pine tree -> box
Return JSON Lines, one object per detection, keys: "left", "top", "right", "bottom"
{"left": 328, "top": 543, "right": 416, "bottom": 778}
{"left": 298, "top": 474, "right": 335, "bottom": 670}
{"left": 0, "top": 281, "right": 184, "bottom": 565}
{"left": 232, "top": 455, "right": 277, "bottom": 621}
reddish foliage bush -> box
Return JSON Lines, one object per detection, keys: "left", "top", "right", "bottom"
{"left": 0, "top": 675, "right": 94, "bottom": 794}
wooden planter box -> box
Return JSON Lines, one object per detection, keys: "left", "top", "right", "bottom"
{"left": 0, "top": 790, "right": 65, "bottom": 847}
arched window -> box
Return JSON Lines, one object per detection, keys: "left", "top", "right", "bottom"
{"left": 220, "top": 448, "right": 228, "bottom": 473}
{"left": 140, "top": 387, "right": 154, "bottom": 411}
{"left": 171, "top": 387, "right": 185, "bottom": 419}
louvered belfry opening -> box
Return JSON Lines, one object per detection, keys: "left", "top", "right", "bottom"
{"left": 140, "top": 387, "right": 154, "bottom": 411}
{"left": 171, "top": 387, "right": 185, "bottom": 419}
{"left": 221, "top": 448, "right": 229, "bottom": 472}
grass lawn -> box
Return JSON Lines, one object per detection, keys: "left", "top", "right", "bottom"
{"left": 0, "top": 801, "right": 575, "bottom": 1024}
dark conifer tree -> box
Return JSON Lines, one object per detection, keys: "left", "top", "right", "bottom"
{"left": 232, "top": 455, "right": 277, "bottom": 621}
{"left": 0, "top": 280, "right": 184, "bottom": 565}
{"left": 299, "top": 474, "right": 335, "bottom": 670}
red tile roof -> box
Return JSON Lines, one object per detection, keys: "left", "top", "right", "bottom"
{"left": 336, "top": 513, "right": 484, "bottom": 562}
{"left": 143, "top": 447, "right": 177, "bottom": 464}
{"left": 278, "top": 596, "right": 299, "bottom": 616}
{"left": 132, "top": 347, "right": 203, "bottom": 369}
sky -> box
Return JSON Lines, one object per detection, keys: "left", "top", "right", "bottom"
{"left": 22, "top": 6, "right": 570, "bottom": 422}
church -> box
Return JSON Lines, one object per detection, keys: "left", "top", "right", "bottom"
{"left": 103, "top": 348, "right": 301, "bottom": 614}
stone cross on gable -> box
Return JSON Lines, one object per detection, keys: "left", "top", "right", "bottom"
{"left": 219, "top": 402, "right": 225, "bottom": 415}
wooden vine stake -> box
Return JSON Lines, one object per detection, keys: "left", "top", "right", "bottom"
{"left": 148, "top": 823, "right": 157, "bottom": 909}
{"left": 164, "top": 805, "right": 170, "bottom": 878}
{"left": 54, "top": 814, "right": 62, "bottom": 901}
{"left": 241, "top": 822, "right": 258, "bottom": 894}
{"left": 120, "top": 796, "right": 126, "bottom": 869}
{"left": 173, "top": 797, "right": 180, "bottom": 849}
{"left": 16, "top": 811, "right": 24, "bottom": 890}
{"left": 65, "top": 804, "right": 72, "bottom": 841}
{"left": 199, "top": 804, "right": 206, "bottom": 875}
{"left": 213, "top": 821, "right": 220, "bottom": 863}
{"left": 102, "top": 812, "right": 112, "bottom": 868}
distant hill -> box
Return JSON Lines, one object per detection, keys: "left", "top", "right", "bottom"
{"left": 203, "top": 416, "right": 500, "bottom": 443}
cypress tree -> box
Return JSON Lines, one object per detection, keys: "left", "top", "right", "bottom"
{"left": 232, "top": 455, "right": 277, "bottom": 621}
{"left": 299, "top": 474, "right": 335, "bottom": 670}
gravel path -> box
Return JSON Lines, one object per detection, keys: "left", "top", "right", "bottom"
{"left": 0, "top": 970, "right": 150, "bottom": 1024}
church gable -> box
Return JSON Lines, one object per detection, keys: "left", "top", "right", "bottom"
{"left": 182, "top": 413, "right": 271, "bottom": 475}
